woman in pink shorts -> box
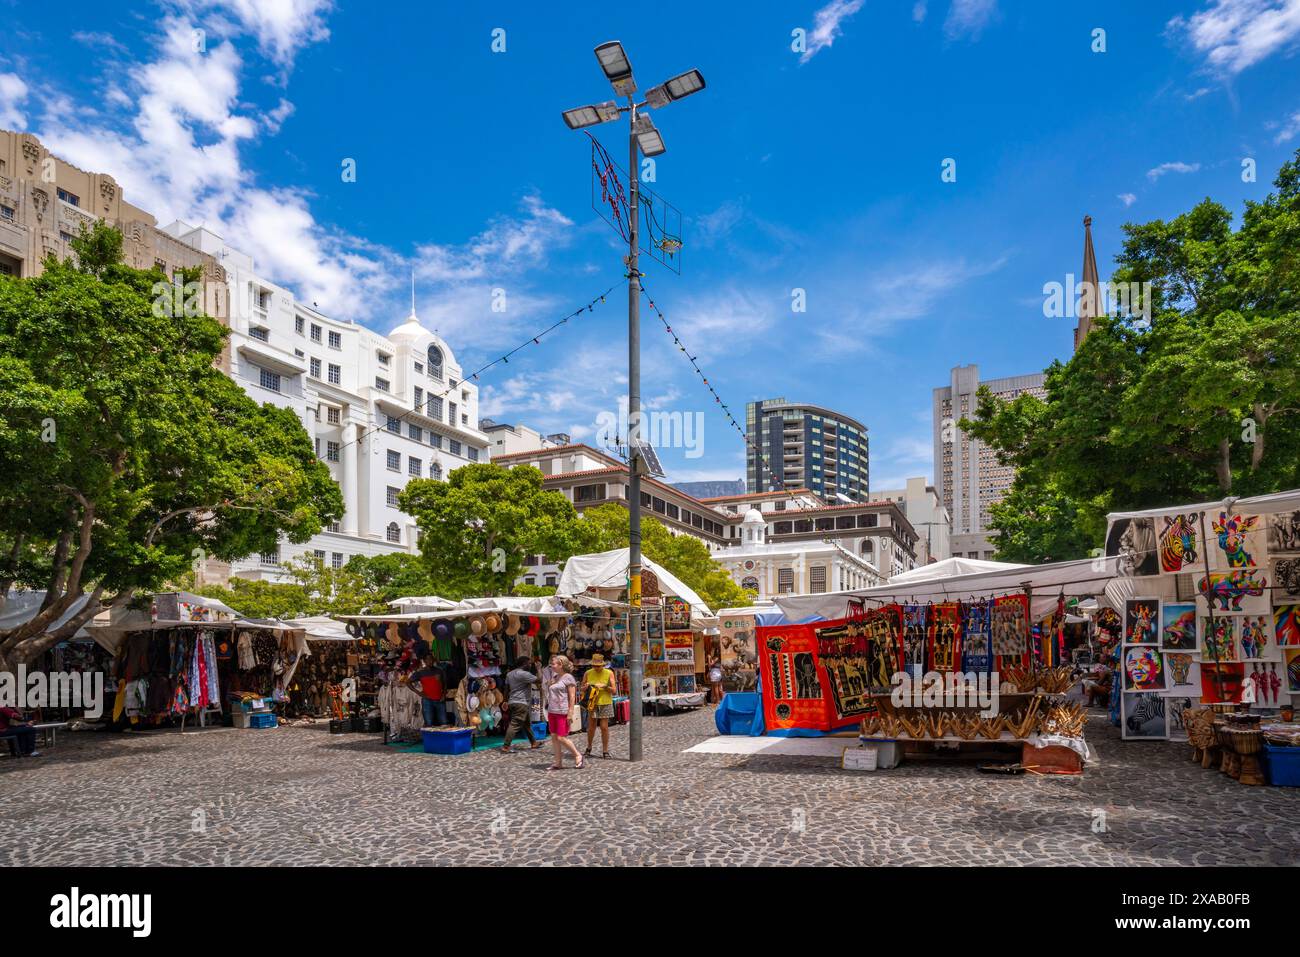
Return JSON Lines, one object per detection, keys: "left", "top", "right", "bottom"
{"left": 546, "top": 655, "right": 584, "bottom": 770}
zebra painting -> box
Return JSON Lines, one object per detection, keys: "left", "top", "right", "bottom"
{"left": 1121, "top": 691, "right": 1168, "bottom": 740}
{"left": 1158, "top": 512, "right": 1201, "bottom": 573}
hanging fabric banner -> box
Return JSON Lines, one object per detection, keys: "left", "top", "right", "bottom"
{"left": 813, "top": 618, "right": 876, "bottom": 721}
{"left": 901, "top": 604, "right": 927, "bottom": 679}
{"left": 962, "top": 600, "right": 991, "bottom": 673}
{"left": 861, "top": 604, "right": 905, "bottom": 692}
{"left": 927, "top": 601, "right": 963, "bottom": 673}
{"left": 991, "top": 593, "right": 1030, "bottom": 666}
{"left": 758, "top": 624, "right": 839, "bottom": 732}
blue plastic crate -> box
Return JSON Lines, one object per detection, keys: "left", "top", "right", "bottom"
{"left": 531, "top": 720, "right": 549, "bottom": 740}
{"left": 422, "top": 727, "right": 473, "bottom": 755}
{"left": 1263, "top": 744, "right": 1300, "bottom": 787}
{"left": 248, "top": 712, "right": 277, "bottom": 729}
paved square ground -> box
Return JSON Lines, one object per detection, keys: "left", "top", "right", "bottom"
{"left": 2, "top": 709, "right": 1296, "bottom": 866}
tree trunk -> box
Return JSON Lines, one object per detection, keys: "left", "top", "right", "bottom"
{"left": 1250, "top": 403, "right": 1267, "bottom": 471}
{"left": 1216, "top": 437, "right": 1233, "bottom": 493}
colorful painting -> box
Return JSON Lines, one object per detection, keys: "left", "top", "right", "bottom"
{"left": 1209, "top": 511, "right": 1268, "bottom": 571}
{"left": 664, "top": 631, "right": 694, "bottom": 667}
{"left": 861, "top": 604, "right": 905, "bottom": 691}
{"left": 1124, "top": 598, "right": 1160, "bottom": 645}
{"left": 758, "top": 624, "right": 851, "bottom": 733}
{"left": 961, "top": 600, "right": 992, "bottom": 673}
{"left": 675, "top": 675, "right": 695, "bottom": 694}
{"left": 664, "top": 595, "right": 691, "bottom": 630}
{"left": 1123, "top": 646, "right": 1166, "bottom": 691}
{"left": 1106, "top": 516, "right": 1158, "bottom": 577}
{"left": 1157, "top": 512, "right": 1202, "bottom": 574}
{"left": 1162, "top": 653, "right": 1199, "bottom": 696}
{"left": 1159, "top": 602, "right": 1198, "bottom": 652}
{"left": 1121, "top": 691, "right": 1168, "bottom": 740}
{"left": 719, "top": 614, "right": 758, "bottom": 692}
{"left": 1287, "top": 650, "right": 1300, "bottom": 695}
{"left": 1275, "top": 605, "right": 1300, "bottom": 648}
{"left": 1238, "top": 614, "right": 1276, "bottom": 661}
{"left": 1166, "top": 695, "right": 1198, "bottom": 741}
{"left": 1200, "top": 615, "right": 1239, "bottom": 662}
{"left": 1201, "top": 662, "right": 1247, "bottom": 704}
{"left": 1245, "top": 663, "right": 1287, "bottom": 707}
{"left": 815, "top": 618, "right": 876, "bottom": 720}
{"left": 991, "top": 594, "right": 1030, "bottom": 658}
{"left": 927, "top": 601, "right": 963, "bottom": 673}
{"left": 1197, "top": 569, "right": 1269, "bottom": 614}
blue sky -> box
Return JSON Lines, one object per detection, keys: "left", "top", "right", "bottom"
{"left": 4, "top": 0, "right": 1300, "bottom": 491}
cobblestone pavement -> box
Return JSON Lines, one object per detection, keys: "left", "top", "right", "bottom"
{"left": 2, "top": 708, "right": 1297, "bottom": 866}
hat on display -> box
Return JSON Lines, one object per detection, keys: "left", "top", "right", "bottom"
{"left": 590, "top": 654, "right": 608, "bottom": 667}
{"left": 468, "top": 695, "right": 480, "bottom": 711}
{"left": 484, "top": 613, "right": 501, "bottom": 633}
{"left": 434, "top": 620, "right": 452, "bottom": 640}
{"left": 386, "top": 622, "right": 401, "bottom": 645}
{"left": 453, "top": 619, "right": 469, "bottom": 639}
{"left": 506, "top": 614, "right": 519, "bottom": 635}
{"left": 469, "top": 616, "right": 485, "bottom": 637}
{"left": 418, "top": 619, "right": 434, "bottom": 643}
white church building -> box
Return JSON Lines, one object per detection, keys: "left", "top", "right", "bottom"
{"left": 714, "top": 507, "right": 883, "bottom": 599}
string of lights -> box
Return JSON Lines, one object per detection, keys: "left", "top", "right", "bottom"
{"left": 332, "top": 281, "right": 619, "bottom": 456}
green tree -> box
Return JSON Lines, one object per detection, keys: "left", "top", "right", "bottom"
{"left": 961, "top": 150, "right": 1300, "bottom": 561}
{"left": 344, "top": 552, "right": 440, "bottom": 605}
{"left": 193, "top": 578, "right": 314, "bottom": 620}
{"left": 572, "top": 503, "right": 752, "bottom": 610}
{"left": 0, "top": 227, "right": 342, "bottom": 667}
{"left": 399, "top": 463, "right": 579, "bottom": 599}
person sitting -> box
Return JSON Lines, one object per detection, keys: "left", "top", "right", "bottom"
{"left": 0, "top": 706, "right": 40, "bottom": 758}
{"left": 1082, "top": 666, "right": 1112, "bottom": 707}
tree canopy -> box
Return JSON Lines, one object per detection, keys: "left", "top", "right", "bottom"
{"left": 0, "top": 222, "right": 342, "bottom": 666}
{"left": 962, "top": 150, "right": 1300, "bottom": 562}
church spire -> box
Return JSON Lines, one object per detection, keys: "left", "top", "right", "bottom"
{"left": 1073, "top": 215, "right": 1100, "bottom": 352}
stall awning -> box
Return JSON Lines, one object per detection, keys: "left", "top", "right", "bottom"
{"left": 888, "top": 557, "right": 1026, "bottom": 585}
{"left": 556, "top": 549, "right": 716, "bottom": 628}
{"left": 773, "top": 555, "right": 1121, "bottom": 622}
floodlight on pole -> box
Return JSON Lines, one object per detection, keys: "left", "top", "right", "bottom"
{"left": 594, "top": 40, "right": 636, "bottom": 95}
{"left": 560, "top": 41, "right": 706, "bottom": 764}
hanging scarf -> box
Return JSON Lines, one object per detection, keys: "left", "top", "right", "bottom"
{"left": 901, "top": 604, "right": 927, "bottom": 679}
{"left": 927, "top": 602, "right": 963, "bottom": 673}
{"left": 201, "top": 632, "right": 220, "bottom": 704}
{"left": 238, "top": 633, "right": 256, "bottom": 670}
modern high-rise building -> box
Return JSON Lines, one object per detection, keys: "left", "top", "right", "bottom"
{"left": 744, "top": 398, "right": 869, "bottom": 502}
{"left": 933, "top": 365, "right": 1046, "bottom": 560}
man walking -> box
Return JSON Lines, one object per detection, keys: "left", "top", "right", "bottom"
{"left": 500, "top": 657, "right": 542, "bottom": 753}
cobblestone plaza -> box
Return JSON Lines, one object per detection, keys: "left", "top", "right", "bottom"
{"left": 3, "top": 709, "right": 1296, "bottom": 867}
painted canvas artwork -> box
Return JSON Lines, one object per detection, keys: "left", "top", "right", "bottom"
{"left": 1286, "top": 649, "right": 1300, "bottom": 695}
{"left": 1156, "top": 512, "right": 1202, "bottom": 574}
{"left": 1159, "top": 603, "right": 1198, "bottom": 652}
{"left": 1166, "top": 695, "right": 1197, "bottom": 741}
{"left": 1106, "top": 517, "right": 1158, "bottom": 577}
{"left": 1266, "top": 509, "right": 1300, "bottom": 556}
{"left": 1201, "top": 662, "right": 1247, "bottom": 704}
{"left": 1162, "top": 653, "right": 1199, "bottom": 696}
{"left": 1200, "top": 615, "right": 1239, "bottom": 662}
{"left": 1123, "top": 646, "right": 1166, "bottom": 691}
{"left": 1238, "top": 614, "right": 1276, "bottom": 661}
{"left": 1208, "top": 511, "right": 1268, "bottom": 571}
{"left": 1245, "top": 663, "right": 1287, "bottom": 707}
{"left": 1197, "top": 569, "right": 1270, "bottom": 615}
{"left": 1124, "top": 598, "right": 1160, "bottom": 645}
{"left": 1122, "top": 691, "right": 1168, "bottom": 740}
{"left": 1274, "top": 605, "right": 1300, "bottom": 647}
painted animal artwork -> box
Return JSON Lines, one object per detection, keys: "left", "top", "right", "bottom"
{"left": 1198, "top": 569, "right": 1268, "bottom": 611}
{"left": 1212, "top": 512, "right": 1261, "bottom": 568}
{"left": 1267, "top": 510, "right": 1300, "bottom": 555}
{"left": 1275, "top": 558, "right": 1300, "bottom": 597}
{"left": 1240, "top": 616, "right": 1270, "bottom": 660}
{"left": 1125, "top": 599, "right": 1158, "bottom": 644}
{"left": 1160, "top": 603, "right": 1198, "bottom": 651}
{"left": 1158, "top": 513, "right": 1200, "bottom": 573}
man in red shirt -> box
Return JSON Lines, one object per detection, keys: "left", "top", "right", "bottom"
{"left": 1, "top": 706, "right": 40, "bottom": 757}
{"left": 408, "top": 655, "right": 447, "bottom": 727}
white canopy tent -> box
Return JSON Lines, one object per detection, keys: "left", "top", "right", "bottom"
{"left": 556, "top": 548, "right": 717, "bottom": 628}
{"left": 774, "top": 555, "right": 1122, "bottom": 622}
{"left": 888, "top": 557, "right": 1026, "bottom": 585}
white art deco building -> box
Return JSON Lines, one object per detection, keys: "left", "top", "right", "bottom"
{"left": 163, "top": 222, "right": 489, "bottom": 583}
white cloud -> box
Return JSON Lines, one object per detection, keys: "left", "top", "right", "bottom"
{"left": 1146, "top": 161, "right": 1201, "bottom": 181}
{"left": 693, "top": 200, "right": 745, "bottom": 248}
{"left": 913, "top": 1, "right": 929, "bottom": 23}
{"left": 262, "top": 97, "right": 294, "bottom": 133}
{"left": 1169, "top": 0, "right": 1300, "bottom": 75}
{"left": 182, "top": 0, "right": 333, "bottom": 70}
{"left": 1118, "top": 192, "right": 1137, "bottom": 207}
{"left": 945, "top": 0, "right": 999, "bottom": 40}
{"left": 1273, "top": 109, "right": 1300, "bottom": 142}
{"left": 0, "top": 73, "right": 30, "bottom": 129}
{"left": 800, "top": 0, "right": 866, "bottom": 64}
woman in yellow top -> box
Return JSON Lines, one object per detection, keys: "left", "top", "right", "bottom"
{"left": 581, "top": 654, "right": 617, "bottom": 759}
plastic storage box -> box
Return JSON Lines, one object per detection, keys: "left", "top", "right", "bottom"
{"left": 531, "top": 720, "right": 549, "bottom": 740}
{"left": 422, "top": 727, "right": 473, "bottom": 755}
{"left": 1262, "top": 743, "right": 1300, "bottom": 786}
{"left": 249, "top": 712, "right": 277, "bottom": 729}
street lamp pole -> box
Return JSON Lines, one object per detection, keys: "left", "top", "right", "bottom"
{"left": 626, "top": 99, "right": 645, "bottom": 762}
{"left": 562, "top": 43, "right": 705, "bottom": 763}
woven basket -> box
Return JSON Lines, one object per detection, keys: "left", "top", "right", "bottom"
{"left": 1185, "top": 708, "right": 1217, "bottom": 749}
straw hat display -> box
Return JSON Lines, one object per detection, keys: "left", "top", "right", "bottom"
{"left": 484, "top": 612, "right": 501, "bottom": 633}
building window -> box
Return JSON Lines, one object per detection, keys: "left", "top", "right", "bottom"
{"left": 429, "top": 433, "right": 442, "bottom": 449}
{"left": 310, "top": 324, "right": 322, "bottom": 343}
{"left": 652, "top": 497, "right": 666, "bottom": 514}
{"left": 666, "top": 504, "right": 679, "bottom": 520}
{"left": 427, "top": 396, "right": 443, "bottom": 420}
{"left": 326, "top": 406, "right": 340, "bottom": 425}
{"left": 810, "top": 566, "right": 827, "bottom": 593}
{"left": 260, "top": 547, "right": 280, "bottom": 566}
{"left": 258, "top": 367, "right": 281, "bottom": 393}
{"left": 449, "top": 440, "right": 461, "bottom": 456}
{"left": 313, "top": 549, "right": 326, "bottom": 560}
{"left": 328, "top": 331, "right": 342, "bottom": 349}
{"left": 467, "top": 446, "right": 479, "bottom": 462}
{"left": 295, "top": 316, "right": 304, "bottom": 335}
{"left": 57, "top": 188, "right": 80, "bottom": 206}
{"left": 249, "top": 325, "right": 269, "bottom": 342}
{"left": 331, "top": 552, "right": 344, "bottom": 569}
{"left": 575, "top": 483, "right": 606, "bottom": 503}
{"left": 408, "top": 423, "right": 423, "bottom": 442}
{"left": 544, "top": 575, "right": 558, "bottom": 587}
{"left": 431, "top": 462, "right": 443, "bottom": 480}
{"left": 386, "top": 415, "right": 400, "bottom": 434}
{"left": 409, "top": 457, "right": 422, "bottom": 477}
{"left": 387, "top": 486, "right": 400, "bottom": 507}
{"left": 414, "top": 386, "right": 423, "bottom": 410}
{"left": 387, "top": 449, "right": 401, "bottom": 471}
{"left": 328, "top": 363, "right": 341, "bottom": 385}
{"left": 309, "top": 357, "right": 321, "bottom": 379}
{"left": 778, "top": 568, "right": 794, "bottom": 593}
{"left": 0, "top": 204, "right": 13, "bottom": 221}
{"left": 449, "top": 401, "right": 457, "bottom": 424}
{"left": 386, "top": 522, "right": 401, "bottom": 543}
{"left": 414, "top": 361, "right": 424, "bottom": 375}
{"left": 326, "top": 441, "right": 340, "bottom": 462}
{"left": 314, "top": 437, "right": 321, "bottom": 456}
{"left": 427, "top": 345, "right": 444, "bottom": 377}
{"left": 377, "top": 352, "right": 390, "bottom": 367}
{"left": 375, "top": 377, "right": 390, "bottom": 392}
